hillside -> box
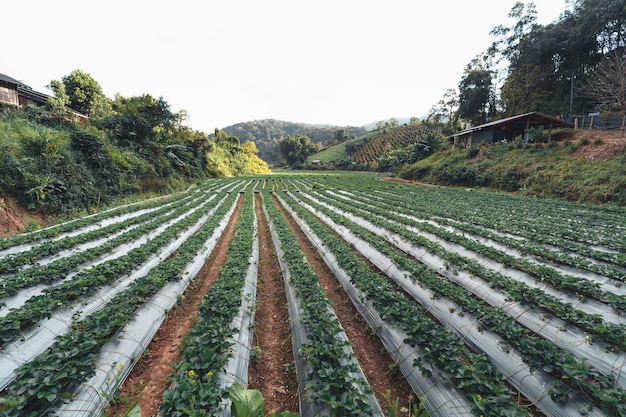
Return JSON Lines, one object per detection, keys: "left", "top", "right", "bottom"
{"left": 221, "top": 119, "right": 368, "bottom": 164}
{"left": 308, "top": 123, "right": 440, "bottom": 169}
{"left": 397, "top": 130, "right": 626, "bottom": 205}
{"left": 0, "top": 107, "right": 270, "bottom": 235}
{"left": 350, "top": 124, "right": 432, "bottom": 165}
{"left": 307, "top": 130, "right": 379, "bottom": 164}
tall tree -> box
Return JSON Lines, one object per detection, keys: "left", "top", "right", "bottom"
{"left": 428, "top": 88, "right": 459, "bottom": 131}
{"left": 278, "top": 134, "right": 317, "bottom": 166}
{"left": 46, "top": 79, "right": 69, "bottom": 114}
{"left": 586, "top": 49, "right": 626, "bottom": 113}
{"left": 59, "top": 69, "right": 111, "bottom": 118}
{"left": 457, "top": 68, "right": 494, "bottom": 126}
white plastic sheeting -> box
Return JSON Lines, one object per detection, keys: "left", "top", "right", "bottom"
{"left": 263, "top": 194, "right": 384, "bottom": 417}
{"left": 55, "top": 194, "right": 240, "bottom": 417}
{"left": 0, "top": 193, "right": 230, "bottom": 392}
{"left": 304, "top": 191, "right": 626, "bottom": 388}
{"left": 0, "top": 192, "right": 217, "bottom": 317}
{"left": 290, "top": 192, "right": 606, "bottom": 417}
{"left": 217, "top": 200, "right": 260, "bottom": 416}
{"left": 276, "top": 193, "right": 473, "bottom": 417}
{"left": 326, "top": 189, "right": 626, "bottom": 324}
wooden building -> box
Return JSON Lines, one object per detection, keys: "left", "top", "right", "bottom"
{"left": 449, "top": 112, "right": 574, "bottom": 148}
{"left": 0, "top": 73, "right": 87, "bottom": 123}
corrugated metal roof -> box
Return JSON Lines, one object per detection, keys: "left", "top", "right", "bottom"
{"left": 451, "top": 112, "right": 574, "bottom": 138}
{"left": 0, "top": 73, "right": 29, "bottom": 88}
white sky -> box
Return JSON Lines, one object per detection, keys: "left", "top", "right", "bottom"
{"left": 4, "top": 1, "right": 567, "bottom": 133}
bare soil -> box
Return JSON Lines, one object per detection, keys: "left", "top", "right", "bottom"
{"left": 106, "top": 194, "right": 245, "bottom": 417}
{"left": 569, "top": 130, "right": 626, "bottom": 160}
{"left": 248, "top": 193, "right": 299, "bottom": 413}
{"left": 0, "top": 197, "right": 48, "bottom": 238}
{"left": 272, "top": 193, "right": 415, "bottom": 416}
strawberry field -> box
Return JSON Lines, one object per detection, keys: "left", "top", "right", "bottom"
{"left": 1, "top": 173, "right": 625, "bottom": 417}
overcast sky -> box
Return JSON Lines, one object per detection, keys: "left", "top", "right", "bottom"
{"left": 4, "top": 1, "right": 567, "bottom": 133}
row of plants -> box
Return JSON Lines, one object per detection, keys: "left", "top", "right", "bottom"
{"left": 262, "top": 189, "right": 377, "bottom": 416}
{"left": 300, "top": 184, "right": 626, "bottom": 352}
{"left": 0, "top": 184, "right": 212, "bottom": 274}
{"left": 367, "top": 190, "right": 625, "bottom": 282}
{"left": 159, "top": 189, "right": 257, "bottom": 416}
{"left": 0, "top": 180, "right": 218, "bottom": 252}
{"left": 0, "top": 188, "right": 213, "bottom": 301}
{"left": 275, "top": 190, "right": 529, "bottom": 417}
{"left": 367, "top": 187, "right": 626, "bottom": 265}
{"left": 0, "top": 187, "right": 232, "bottom": 346}
{"left": 350, "top": 125, "right": 429, "bottom": 165}
{"left": 292, "top": 188, "right": 626, "bottom": 415}
{"left": 0, "top": 184, "right": 243, "bottom": 416}
{"left": 325, "top": 188, "right": 626, "bottom": 310}
{"left": 295, "top": 173, "right": 625, "bottom": 258}
{"left": 323, "top": 181, "right": 626, "bottom": 281}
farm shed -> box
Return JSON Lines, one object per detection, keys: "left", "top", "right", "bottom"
{"left": 0, "top": 73, "right": 49, "bottom": 107}
{"left": 450, "top": 111, "right": 574, "bottom": 148}
{"left": 0, "top": 73, "right": 22, "bottom": 107}
{"left": 0, "top": 73, "right": 88, "bottom": 123}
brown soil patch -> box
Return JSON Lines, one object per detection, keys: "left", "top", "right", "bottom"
{"left": 106, "top": 194, "right": 245, "bottom": 417}
{"left": 0, "top": 197, "right": 49, "bottom": 238}
{"left": 273, "top": 193, "right": 415, "bottom": 416}
{"left": 248, "top": 193, "right": 298, "bottom": 413}
{"left": 570, "top": 130, "right": 626, "bottom": 160}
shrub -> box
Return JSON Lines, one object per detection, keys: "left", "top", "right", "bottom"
{"left": 467, "top": 145, "right": 480, "bottom": 159}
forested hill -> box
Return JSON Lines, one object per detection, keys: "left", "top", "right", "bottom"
{"left": 222, "top": 119, "right": 368, "bottom": 163}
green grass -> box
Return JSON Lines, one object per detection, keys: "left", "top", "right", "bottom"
{"left": 398, "top": 138, "right": 626, "bottom": 205}
{"left": 308, "top": 140, "right": 349, "bottom": 163}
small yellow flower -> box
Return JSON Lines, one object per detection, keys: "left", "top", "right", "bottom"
{"left": 400, "top": 407, "right": 409, "bottom": 413}
{"left": 188, "top": 370, "right": 195, "bottom": 377}
{"left": 206, "top": 371, "right": 214, "bottom": 379}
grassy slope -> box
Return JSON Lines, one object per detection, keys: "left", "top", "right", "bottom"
{"left": 398, "top": 130, "right": 626, "bottom": 206}
{"left": 308, "top": 140, "right": 349, "bottom": 163}
{"left": 307, "top": 130, "right": 381, "bottom": 164}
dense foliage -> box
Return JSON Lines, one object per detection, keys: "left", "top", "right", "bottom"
{"left": 278, "top": 134, "right": 318, "bottom": 167}
{"left": 427, "top": 0, "right": 626, "bottom": 130}
{"left": 0, "top": 71, "right": 269, "bottom": 215}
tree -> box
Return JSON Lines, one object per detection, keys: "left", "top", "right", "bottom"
{"left": 489, "top": 1, "right": 539, "bottom": 67}
{"left": 573, "top": 0, "right": 626, "bottom": 55}
{"left": 500, "top": 63, "right": 549, "bottom": 115}
{"left": 332, "top": 128, "right": 349, "bottom": 145}
{"left": 428, "top": 88, "right": 459, "bottom": 129}
{"left": 278, "top": 134, "right": 317, "bottom": 166}
{"left": 46, "top": 80, "right": 69, "bottom": 115}
{"left": 586, "top": 49, "right": 626, "bottom": 113}
{"left": 241, "top": 141, "right": 272, "bottom": 174}
{"left": 59, "top": 69, "right": 111, "bottom": 118}
{"left": 101, "top": 94, "right": 178, "bottom": 145}
{"left": 457, "top": 68, "right": 494, "bottom": 126}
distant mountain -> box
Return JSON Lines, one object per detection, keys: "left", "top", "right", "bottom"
{"left": 221, "top": 119, "right": 368, "bottom": 164}
{"left": 361, "top": 117, "right": 414, "bottom": 131}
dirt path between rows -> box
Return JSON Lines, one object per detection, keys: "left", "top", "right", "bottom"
{"left": 248, "top": 193, "right": 298, "bottom": 413}
{"left": 107, "top": 194, "right": 245, "bottom": 417}
{"left": 272, "top": 192, "right": 415, "bottom": 416}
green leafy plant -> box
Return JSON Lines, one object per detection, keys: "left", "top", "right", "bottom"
{"left": 229, "top": 383, "right": 265, "bottom": 417}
